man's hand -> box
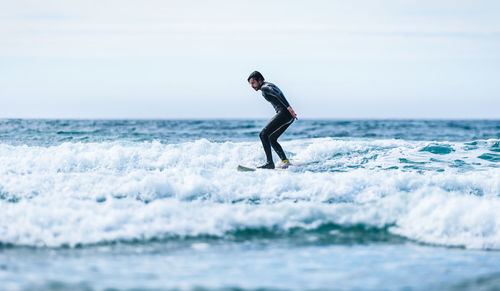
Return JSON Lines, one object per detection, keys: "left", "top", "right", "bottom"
{"left": 287, "top": 107, "right": 298, "bottom": 120}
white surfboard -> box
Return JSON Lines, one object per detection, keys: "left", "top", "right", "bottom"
{"left": 237, "top": 163, "right": 291, "bottom": 172}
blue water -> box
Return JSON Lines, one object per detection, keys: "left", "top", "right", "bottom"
{"left": 2, "top": 119, "right": 499, "bottom": 146}
{"left": 1, "top": 119, "right": 500, "bottom": 290}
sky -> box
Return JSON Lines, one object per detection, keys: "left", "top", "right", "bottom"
{"left": 1, "top": 0, "right": 499, "bottom": 119}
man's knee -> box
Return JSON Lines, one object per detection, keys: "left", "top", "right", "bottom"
{"left": 269, "top": 134, "right": 279, "bottom": 145}
{"left": 259, "top": 129, "right": 268, "bottom": 140}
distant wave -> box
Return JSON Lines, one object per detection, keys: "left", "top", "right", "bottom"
{"left": 1, "top": 119, "right": 499, "bottom": 146}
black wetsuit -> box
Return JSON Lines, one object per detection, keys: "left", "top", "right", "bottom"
{"left": 259, "top": 82, "right": 294, "bottom": 165}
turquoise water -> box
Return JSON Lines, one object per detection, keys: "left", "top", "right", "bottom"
{"left": 1, "top": 119, "right": 500, "bottom": 290}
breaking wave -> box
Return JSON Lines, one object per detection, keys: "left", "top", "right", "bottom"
{"left": 1, "top": 138, "right": 499, "bottom": 249}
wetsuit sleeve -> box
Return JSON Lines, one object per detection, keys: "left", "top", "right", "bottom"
{"left": 262, "top": 86, "right": 291, "bottom": 108}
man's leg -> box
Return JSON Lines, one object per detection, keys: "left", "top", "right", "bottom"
{"left": 269, "top": 118, "right": 293, "bottom": 161}
{"left": 259, "top": 114, "right": 285, "bottom": 168}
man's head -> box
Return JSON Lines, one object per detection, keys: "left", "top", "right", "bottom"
{"left": 248, "top": 71, "right": 264, "bottom": 91}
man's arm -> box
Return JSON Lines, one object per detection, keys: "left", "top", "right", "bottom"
{"left": 262, "top": 86, "right": 298, "bottom": 120}
{"left": 261, "top": 86, "right": 288, "bottom": 107}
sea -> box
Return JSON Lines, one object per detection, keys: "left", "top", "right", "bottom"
{"left": 1, "top": 119, "right": 500, "bottom": 291}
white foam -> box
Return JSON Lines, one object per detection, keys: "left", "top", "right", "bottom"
{"left": 0, "top": 138, "right": 499, "bottom": 248}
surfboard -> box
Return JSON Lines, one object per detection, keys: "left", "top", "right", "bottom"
{"left": 237, "top": 165, "right": 256, "bottom": 172}
{"left": 237, "top": 163, "right": 290, "bottom": 171}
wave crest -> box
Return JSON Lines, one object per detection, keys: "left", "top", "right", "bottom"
{"left": 1, "top": 138, "right": 499, "bottom": 249}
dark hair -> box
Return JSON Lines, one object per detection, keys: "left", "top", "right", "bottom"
{"left": 247, "top": 71, "right": 264, "bottom": 82}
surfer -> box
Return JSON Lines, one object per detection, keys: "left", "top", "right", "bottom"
{"left": 248, "top": 71, "right": 298, "bottom": 169}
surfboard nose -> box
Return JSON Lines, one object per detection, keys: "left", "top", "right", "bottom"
{"left": 237, "top": 165, "right": 256, "bottom": 172}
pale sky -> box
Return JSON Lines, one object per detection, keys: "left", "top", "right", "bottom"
{"left": 1, "top": 0, "right": 499, "bottom": 119}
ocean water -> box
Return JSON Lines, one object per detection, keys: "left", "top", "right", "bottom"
{"left": 1, "top": 119, "right": 500, "bottom": 291}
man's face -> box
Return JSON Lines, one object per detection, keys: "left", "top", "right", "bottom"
{"left": 249, "top": 78, "right": 263, "bottom": 91}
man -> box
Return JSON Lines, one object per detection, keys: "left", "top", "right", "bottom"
{"left": 248, "top": 71, "right": 298, "bottom": 169}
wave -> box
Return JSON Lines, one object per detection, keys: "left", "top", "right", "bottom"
{"left": 1, "top": 138, "right": 499, "bottom": 249}
{"left": 0, "top": 222, "right": 405, "bottom": 249}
